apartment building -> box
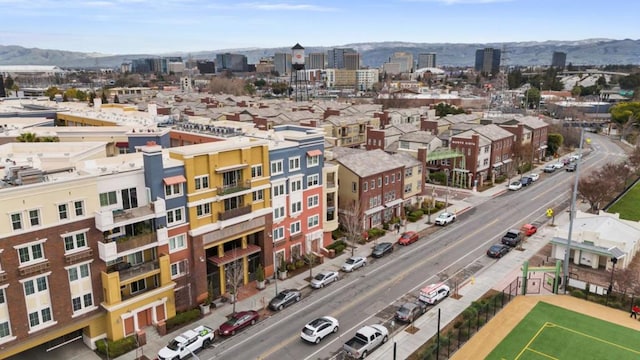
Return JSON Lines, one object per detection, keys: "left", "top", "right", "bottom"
{"left": 322, "top": 115, "right": 380, "bottom": 148}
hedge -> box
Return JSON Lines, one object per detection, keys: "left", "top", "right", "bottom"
{"left": 166, "top": 308, "right": 201, "bottom": 331}
{"left": 96, "top": 336, "right": 138, "bottom": 358}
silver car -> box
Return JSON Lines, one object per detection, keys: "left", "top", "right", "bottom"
{"left": 310, "top": 271, "right": 339, "bottom": 288}
{"left": 341, "top": 256, "right": 367, "bottom": 272}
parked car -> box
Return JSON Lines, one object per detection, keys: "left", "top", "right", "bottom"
{"left": 418, "top": 282, "right": 450, "bottom": 304}
{"left": 543, "top": 164, "right": 556, "bottom": 173}
{"left": 371, "top": 242, "right": 394, "bottom": 258}
{"left": 300, "top": 316, "right": 339, "bottom": 344}
{"left": 310, "top": 271, "right": 339, "bottom": 288}
{"left": 508, "top": 181, "right": 522, "bottom": 191}
{"left": 552, "top": 162, "right": 565, "bottom": 170}
{"left": 218, "top": 310, "right": 259, "bottom": 336}
{"left": 521, "top": 223, "right": 538, "bottom": 236}
{"left": 520, "top": 176, "right": 533, "bottom": 186}
{"left": 486, "top": 243, "right": 511, "bottom": 258}
{"left": 566, "top": 163, "right": 577, "bottom": 172}
{"left": 269, "top": 289, "right": 302, "bottom": 311}
{"left": 395, "top": 301, "right": 427, "bottom": 322}
{"left": 398, "top": 231, "right": 419, "bottom": 245}
{"left": 528, "top": 173, "right": 540, "bottom": 182}
{"left": 501, "top": 229, "right": 523, "bottom": 247}
{"left": 157, "top": 325, "right": 214, "bottom": 360}
{"left": 434, "top": 212, "right": 456, "bottom": 226}
{"left": 570, "top": 154, "right": 582, "bottom": 162}
{"left": 341, "top": 256, "right": 367, "bottom": 272}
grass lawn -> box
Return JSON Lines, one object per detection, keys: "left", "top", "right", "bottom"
{"left": 486, "top": 302, "right": 640, "bottom": 360}
{"left": 607, "top": 180, "right": 640, "bottom": 221}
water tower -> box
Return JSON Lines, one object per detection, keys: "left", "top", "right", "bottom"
{"left": 290, "top": 43, "right": 309, "bottom": 101}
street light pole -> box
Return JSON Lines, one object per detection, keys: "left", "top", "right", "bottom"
{"left": 562, "top": 128, "right": 585, "bottom": 293}
{"left": 606, "top": 257, "right": 618, "bottom": 306}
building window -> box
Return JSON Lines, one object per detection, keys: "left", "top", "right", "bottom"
{"left": 18, "top": 243, "right": 44, "bottom": 265}
{"left": 64, "top": 232, "right": 87, "bottom": 252}
{"left": 271, "top": 160, "right": 283, "bottom": 175}
{"left": 130, "top": 279, "right": 146, "bottom": 294}
{"left": 290, "top": 221, "right": 301, "bottom": 235}
{"left": 391, "top": 174, "right": 395, "bottom": 183}
{"left": 165, "top": 183, "right": 183, "bottom": 198}
{"left": 273, "top": 184, "right": 285, "bottom": 197}
{"left": 385, "top": 176, "right": 389, "bottom": 185}
{"left": 291, "top": 243, "right": 301, "bottom": 259}
{"left": 74, "top": 201, "right": 85, "bottom": 216}
{"left": 170, "top": 260, "right": 187, "bottom": 279}
{"left": 483, "top": 159, "right": 489, "bottom": 166}
{"left": 405, "top": 168, "right": 413, "bottom": 177}
{"left": 168, "top": 234, "right": 187, "bottom": 253}
{"left": 273, "top": 206, "right": 285, "bottom": 221}
{"left": 194, "top": 175, "right": 209, "bottom": 191}
{"left": 0, "top": 288, "right": 4, "bottom": 304}
{"left": 307, "top": 155, "right": 319, "bottom": 167}
{"left": 58, "top": 204, "right": 69, "bottom": 220}
{"left": 196, "top": 203, "right": 211, "bottom": 217}
{"left": 378, "top": 177, "right": 382, "bottom": 187}
{"left": 404, "top": 184, "right": 413, "bottom": 193}
{"left": 28, "top": 209, "right": 40, "bottom": 227}
{"left": 72, "top": 293, "right": 93, "bottom": 312}
{"left": 307, "top": 195, "right": 319, "bottom": 209}
{"left": 10, "top": 213, "right": 22, "bottom": 231}
{"left": 352, "top": 182, "right": 357, "bottom": 193}
{"left": 0, "top": 321, "right": 11, "bottom": 339}
{"left": 99, "top": 191, "right": 117, "bottom": 207}
{"left": 290, "top": 179, "right": 302, "bottom": 192}
{"left": 252, "top": 189, "right": 264, "bottom": 202}
{"left": 167, "top": 208, "right": 185, "bottom": 226}
{"left": 221, "top": 169, "right": 242, "bottom": 189}
{"left": 291, "top": 201, "right": 302, "bottom": 214}
{"left": 251, "top": 165, "right": 263, "bottom": 178}
{"left": 68, "top": 264, "right": 90, "bottom": 282}
{"left": 363, "top": 181, "right": 368, "bottom": 192}
{"left": 289, "top": 157, "right": 301, "bottom": 171}
{"left": 121, "top": 188, "right": 138, "bottom": 210}
{"left": 273, "top": 227, "right": 285, "bottom": 241}
{"left": 307, "top": 215, "right": 319, "bottom": 229}
{"left": 307, "top": 174, "right": 319, "bottom": 187}
{"left": 223, "top": 196, "right": 244, "bottom": 211}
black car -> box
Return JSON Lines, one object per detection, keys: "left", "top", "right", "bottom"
{"left": 395, "top": 301, "right": 427, "bottom": 322}
{"left": 487, "top": 244, "right": 511, "bottom": 258}
{"left": 520, "top": 176, "right": 533, "bottom": 186}
{"left": 268, "top": 289, "right": 302, "bottom": 311}
{"left": 372, "top": 242, "right": 394, "bottom": 258}
{"left": 566, "top": 163, "right": 577, "bottom": 172}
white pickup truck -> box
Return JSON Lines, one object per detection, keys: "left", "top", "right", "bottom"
{"left": 157, "top": 325, "right": 214, "bottom": 360}
{"left": 343, "top": 324, "right": 389, "bottom": 359}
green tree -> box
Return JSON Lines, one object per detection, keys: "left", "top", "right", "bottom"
{"left": 75, "top": 90, "right": 87, "bottom": 102}
{"left": 16, "top": 132, "right": 38, "bottom": 142}
{"left": 45, "top": 86, "right": 61, "bottom": 100}
{"left": 546, "top": 133, "right": 564, "bottom": 157}
{"left": 610, "top": 102, "right": 640, "bottom": 140}
{"left": 434, "top": 103, "right": 465, "bottom": 117}
{"left": 525, "top": 87, "right": 540, "bottom": 109}
{"left": 243, "top": 82, "right": 256, "bottom": 95}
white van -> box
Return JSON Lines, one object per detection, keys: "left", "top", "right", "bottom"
{"left": 418, "top": 282, "right": 450, "bottom": 304}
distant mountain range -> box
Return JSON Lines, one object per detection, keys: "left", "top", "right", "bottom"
{"left": 1, "top": 39, "right": 639, "bottom": 69}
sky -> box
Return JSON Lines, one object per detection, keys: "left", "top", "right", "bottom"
{"left": 2, "top": 0, "right": 639, "bottom": 55}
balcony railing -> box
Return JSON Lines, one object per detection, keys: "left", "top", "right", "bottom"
{"left": 19, "top": 261, "right": 51, "bottom": 277}
{"left": 118, "top": 260, "right": 160, "bottom": 283}
{"left": 218, "top": 205, "right": 252, "bottom": 221}
{"left": 219, "top": 180, "right": 251, "bottom": 195}
{"left": 114, "top": 232, "right": 158, "bottom": 253}
{"left": 326, "top": 181, "right": 336, "bottom": 189}
{"left": 65, "top": 248, "right": 94, "bottom": 265}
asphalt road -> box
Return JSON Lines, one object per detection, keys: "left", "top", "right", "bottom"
{"left": 194, "top": 133, "right": 627, "bottom": 360}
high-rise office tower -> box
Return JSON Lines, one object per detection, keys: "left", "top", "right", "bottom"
{"left": 474, "top": 48, "right": 501, "bottom": 74}
{"left": 274, "top": 53, "right": 292, "bottom": 76}
{"left": 327, "top": 48, "right": 356, "bottom": 69}
{"left": 308, "top": 52, "right": 326, "bottom": 70}
{"left": 417, "top": 53, "right": 437, "bottom": 69}
{"left": 551, "top": 51, "right": 567, "bottom": 69}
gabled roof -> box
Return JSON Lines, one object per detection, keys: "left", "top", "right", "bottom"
{"left": 399, "top": 131, "right": 437, "bottom": 144}
{"left": 337, "top": 149, "right": 402, "bottom": 177}
{"left": 472, "top": 124, "right": 514, "bottom": 141}
{"left": 392, "top": 152, "right": 422, "bottom": 167}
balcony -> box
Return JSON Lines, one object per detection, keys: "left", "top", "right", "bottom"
{"left": 218, "top": 205, "right": 252, "bottom": 221}
{"left": 65, "top": 248, "right": 94, "bottom": 265}
{"left": 19, "top": 261, "right": 51, "bottom": 277}
{"left": 98, "top": 228, "right": 166, "bottom": 262}
{"left": 95, "top": 204, "right": 157, "bottom": 232}
{"left": 118, "top": 260, "right": 160, "bottom": 284}
{"left": 219, "top": 180, "right": 251, "bottom": 196}
{"left": 114, "top": 232, "right": 158, "bottom": 253}
{"left": 326, "top": 181, "right": 336, "bottom": 189}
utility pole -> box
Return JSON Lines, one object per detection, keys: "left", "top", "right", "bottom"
{"left": 563, "top": 128, "right": 585, "bottom": 293}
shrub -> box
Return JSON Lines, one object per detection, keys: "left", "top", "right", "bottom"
{"left": 334, "top": 244, "right": 346, "bottom": 254}
{"left": 286, "top": 262, "right": 296, "bottom": 271}
{"left": 295, "top": 259, "right": 305, "bottom": 269}
{"left": 166, "top": 308, "right": 201, "bottom": 331}
{"left": 410, "top": 210, "right": 424, "bottom": 218}
{"left": 382, "top": 222, "right": 390, "bottom": 230}
{"left": 96, "top": 336, "right": 138, "bottom": 358}
{"left": 570, "top": 289, "right": 586, "bottom": 299}
{"left": 326, "top": 240, "right": 346, "bottom": 250}
{"left": 368, "top": 228, "right": 386, "bottom": 239}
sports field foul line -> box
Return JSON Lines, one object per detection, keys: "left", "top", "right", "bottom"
{"left": 515, "top": 321, "right": 640, "bottom": 360}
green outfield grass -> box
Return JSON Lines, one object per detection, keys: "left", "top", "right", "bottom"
{"left": 486, "top": 302, "right": 640, "bottom": 360}
{"left": 607, "top": 180, "right": 640, "bottom": 221}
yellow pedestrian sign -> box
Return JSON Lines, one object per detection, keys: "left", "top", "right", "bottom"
{"left": 546, "top": 208, "right": 554, "bottom": 217}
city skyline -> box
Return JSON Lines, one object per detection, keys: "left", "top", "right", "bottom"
{"left": 2, "top": 0, "right": 639, "bottom": 55}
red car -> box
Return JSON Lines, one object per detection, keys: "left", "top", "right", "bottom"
{"left": 218, "top": 310, "right": 259, "bottom": 336}
{"left": 521, "top": 224, "right": 538, "bottom": 236}
{"left": 398, "top": 231, "right": 419, "bottom": 245}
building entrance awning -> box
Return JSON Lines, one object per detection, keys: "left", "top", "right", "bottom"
{"left": 208, "top": 244, "right": 261, "bottom": 266}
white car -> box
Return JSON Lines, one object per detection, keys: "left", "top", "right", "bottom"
{"left": 552, "top": 162, "right": 564, "bottom": 169}
{"left": 434, "top": 212, "right": 456, "bottom": 226}
{"left": 310, "top": 271, "right": 339, "bottom": 288}
{"left": 528, "top": 173, "right": 540, "bottom": 182}
{"left": 341, "top": 256, "right": 367, "bottom": 272}
{"left": 508, "top": 181, "right": 522, "bottom": 191}
{"left": 300, "top": 316, "right": 339, "bottom": 344}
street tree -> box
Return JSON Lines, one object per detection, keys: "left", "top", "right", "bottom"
{"left": 577, "top": 167, "right": 617, "bottom": 212}
{"left": 338, "top": 200, "right": 364, "bottom": 256}
{"left": 225, "top": 257, "right": 243, "bottom": 314}
{"left": 610, "top": 102, "right": 640, "bottom": 141}
{"left": 546, "top": 133, "right": 564, "bottom": 157}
